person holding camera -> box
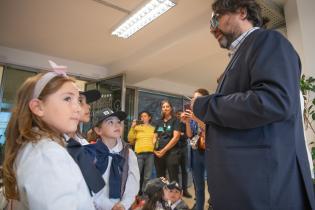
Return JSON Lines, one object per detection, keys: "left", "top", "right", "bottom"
{"left": 128, "top": 111, "right": 155, "bottom": 195}
{"left": 182, "top": 88, "right": 210, "bottom": 210}
{"left": 153, "top": 99, "right": 181, "bottom": 183}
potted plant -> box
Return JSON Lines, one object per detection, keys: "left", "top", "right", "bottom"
{"left": 300, "top": 74, "right": 315, "bottom": 182}
{"left": 300, "top": 74, "right": 315, "bottom": 135}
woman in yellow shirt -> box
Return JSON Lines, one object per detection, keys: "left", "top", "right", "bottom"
{"left": 128, "top": 111, "right": 155, "bottom": 195}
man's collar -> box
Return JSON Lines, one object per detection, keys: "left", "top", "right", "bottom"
{"left": 229, "top": 27, "right": 260, "bottom": 51}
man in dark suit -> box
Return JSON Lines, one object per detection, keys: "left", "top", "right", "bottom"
{"left": 192, "top": 0, "right": 315, "bottom": 209}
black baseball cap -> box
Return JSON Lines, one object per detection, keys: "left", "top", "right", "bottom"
{"left": 166, "top": 181, "right": 182, "bottom": 191}
{"left": 94, "top": 108, "right": 127, "bottom": 126}
{"left": 80, "top": 90, "right": 101, "bottom": 103}
{"left": 144, "top": 177, "right": 168, "bottom": 197}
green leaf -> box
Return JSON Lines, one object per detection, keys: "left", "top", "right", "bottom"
{"left": 312, "top": 113, "right": 315, "bottom": 120}
{"left": 308, "top": 77, "right": 315, "bottom": 83}
{"left": 308, "top": 105, "right": 313, "bottom": 112}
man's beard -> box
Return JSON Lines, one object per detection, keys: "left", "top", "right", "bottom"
{"left": 218, "top": 31, "right": 237, "bottom": 49}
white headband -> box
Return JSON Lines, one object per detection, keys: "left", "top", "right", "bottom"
{"left": 32, "top": 60, "right": 68, "bottom": 99}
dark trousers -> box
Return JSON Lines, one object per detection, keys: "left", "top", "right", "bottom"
{"left": 154, "top": 148, "right": 180, "bottom": 182}
{"left": 179, "top": 145, "right": 189, "bottom": 190}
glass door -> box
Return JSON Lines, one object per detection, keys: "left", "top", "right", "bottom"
{"left": 82, "top": 74, "right": 135, "bottom": 140}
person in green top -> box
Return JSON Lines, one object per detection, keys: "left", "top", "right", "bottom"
{"left": 128, "top": 111, "right": 155, "bottom": 195}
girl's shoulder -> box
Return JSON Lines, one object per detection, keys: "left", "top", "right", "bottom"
{"left": 15, "top": 138, "right": 71, "bottom": 171}
{"left": 19, "top": 138, "right": 66, "bottom": 157}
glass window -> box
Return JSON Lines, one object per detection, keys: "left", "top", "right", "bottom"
{"left": 83, "top": 76, "right": 124, "bottom": 136}
{"left": 138, "top": 90, "right": 184, "bottom": 126}
{"left": 0, "top": 67, "right": 36, "bottom": 145}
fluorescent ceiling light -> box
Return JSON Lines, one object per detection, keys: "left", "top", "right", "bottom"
{"left": 112, "top": 0, "right": 176, "bottom": 39}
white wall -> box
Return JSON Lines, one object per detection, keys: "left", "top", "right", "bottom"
{"left": 0, "top": 46, "right": 109, "bottom": 79}
{"left": 285, "top": 0, "right": 315, "bottom": 76}
{"left": 285, "top": 0, "right": 315, "bottom": 142}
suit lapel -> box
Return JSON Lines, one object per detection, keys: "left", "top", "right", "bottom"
{"left": 215, "top": 30, "right": 258, "bottom": 93}
{"left": 215, "top": 50, "right": 241, "bottom": 93}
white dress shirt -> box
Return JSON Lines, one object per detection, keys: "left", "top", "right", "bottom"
{"left": 93, "top": 138, "right": 140, "bottom": 210}
{"left": 14, "top": 138, "right": 95, "bottom": 210}
{"left": 64, "top": 133, "right": 89, "bottom": 145}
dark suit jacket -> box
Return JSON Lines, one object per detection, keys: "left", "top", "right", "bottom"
{"left": 193, "top": 29, "right": 315, "bottom": 210}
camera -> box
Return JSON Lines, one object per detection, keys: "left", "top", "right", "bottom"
{"left": 136, "top": 120, "right": 144, "bottom": 125}
{"left": 184, "top": 103, "right": 191, "bottom": 111}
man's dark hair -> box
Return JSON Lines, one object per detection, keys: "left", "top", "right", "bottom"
{"left": 212, "top": 0, "right": 263, "bottom": 27}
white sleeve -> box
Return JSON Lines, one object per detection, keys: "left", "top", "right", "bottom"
{"left": 17, "top": 143, "right": 95, "bottom": 210}
{"left": 120, "top": 149, "right": 140, "bottom": 209}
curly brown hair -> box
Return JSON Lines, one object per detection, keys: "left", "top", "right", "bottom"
{"left": 212, "top": 0, "right": 263, "bottom": 27}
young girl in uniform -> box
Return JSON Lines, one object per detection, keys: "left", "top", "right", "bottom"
{"left": 88, "top": 108, "right": 140, "bottom": 210}
{"left": 2, "top": 69, "right": 95, "bottom": 210}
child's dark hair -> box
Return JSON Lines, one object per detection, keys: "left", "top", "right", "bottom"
{"left": 138, "top": 110, "right": 152, "bottom": 123}
{"left": 142, "top": 190, "right": 165, "bottom": 210}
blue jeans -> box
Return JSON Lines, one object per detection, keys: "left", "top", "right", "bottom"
{"left": 137, "top": 152, "right": 154, "bottom": 193}
{"left": 192, "top": 149, "right": 206, "bottom": 210}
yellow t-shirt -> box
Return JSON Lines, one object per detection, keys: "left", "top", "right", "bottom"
{"left": 127, "top": 124, "right": 155, "bottom": 154}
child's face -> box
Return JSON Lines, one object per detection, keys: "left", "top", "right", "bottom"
{"left": 40, "top": 81, "right": 81, "bottom": 134}
{"left": 96, "top": 116, "right": 122, "bottom": 140}
{"left": 165, "top": 188, "right": 182, "bottom": 203}
{"left": 79, "top": 95, "right": 91, "bottom": 123}
{"left": 140, "top": 112, "right": 151, "bottom": 124}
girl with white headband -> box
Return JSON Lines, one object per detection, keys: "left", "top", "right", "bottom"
{"left": 2, "top": 62, "right": 96, "bottom": 210}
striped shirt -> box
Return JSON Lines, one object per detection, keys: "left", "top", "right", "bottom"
{"left": 128, "top": 124, "right": 155, "bottom": 153}
{"left": 228, "top": 27, "right": 260, "bottom": 58}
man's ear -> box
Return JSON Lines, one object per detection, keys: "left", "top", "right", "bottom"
{"left": 239, "top": 7, "right": 248, "bottom": 20}
{"left": 29, "top": 99, "right": 45, "bottom": 117}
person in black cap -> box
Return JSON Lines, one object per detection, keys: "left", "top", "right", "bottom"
{"left": 142, "top": 177, "right": 170, "bottom": 210}
{"left": 86, "top": 108, "right": 140, "bottom": 210}
{"left": 165, "top": 181, "right": 189, "bottom": 210}
{"left": 65, "top": 89, "right": 101, "bottom": 145}
{"left": 65, "top": 89, "right": 106, "bottom": 197}
{"left": 79, "top": 90, "right": 101, "bottom": 123}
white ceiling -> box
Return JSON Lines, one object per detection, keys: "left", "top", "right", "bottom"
{"left": 0, "top": 0, "right": 286, "bottom": 95}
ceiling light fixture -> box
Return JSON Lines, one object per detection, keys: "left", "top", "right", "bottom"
{"left": 111, "top": 0, "right": 176, "bottom": 39}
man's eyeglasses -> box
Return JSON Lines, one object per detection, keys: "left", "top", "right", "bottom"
{"left": 210, "top": 12, "right": 221, "bottom": 30}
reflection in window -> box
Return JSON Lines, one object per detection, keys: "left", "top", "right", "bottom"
{"left": 138, "top": 90, "right": 183, "bottom": 126}
{"left": 0, "top": 67, "right": 36, "bottom": 145}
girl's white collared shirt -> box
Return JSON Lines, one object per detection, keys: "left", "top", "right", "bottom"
{"left": 14, "top": 138, "right": 95, "bottom": 210}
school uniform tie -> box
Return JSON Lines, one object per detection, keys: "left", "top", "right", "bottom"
{"left": 91, "top": 140, "right": 125, "bottom": 199}
{"left": 66, "top": 138, "right": 105, "bottom": 194}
